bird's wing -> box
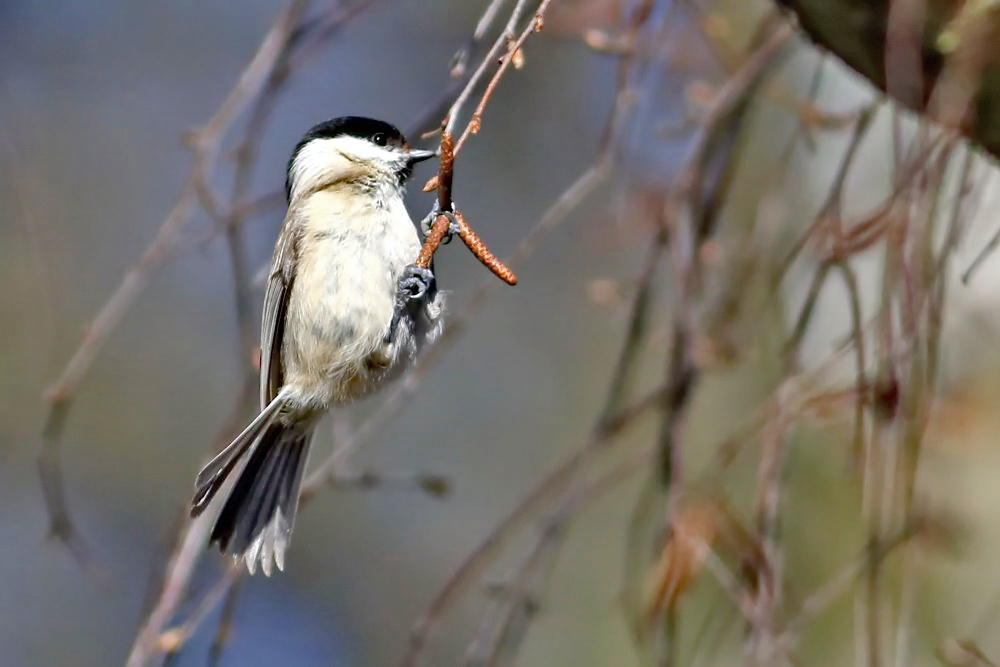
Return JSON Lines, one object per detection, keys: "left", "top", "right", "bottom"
{"left": 260, "top": 213, "right": 298, "bottom": 407}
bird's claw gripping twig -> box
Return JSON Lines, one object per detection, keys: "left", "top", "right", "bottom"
{"left": 398, "top": 265, "right": 436, "bottom": 301}
{"left": 420, "top": 204, "right": 462, "bottom": 244}
{"left": 385, "top": 265, "right": 436, "bottom": 343}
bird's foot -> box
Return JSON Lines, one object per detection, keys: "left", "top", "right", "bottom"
{"left": 385, "top": 265, "right": 437, "bottom": 343}
{"left": 420, "top": 204, "right": 461, "bottom": 244}
{"left": 398, "top": 265, "right": 436, "bottom": 301}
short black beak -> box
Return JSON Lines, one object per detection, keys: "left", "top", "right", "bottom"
{"left": 406, "top": 149, "right": 437, "bottom": 164}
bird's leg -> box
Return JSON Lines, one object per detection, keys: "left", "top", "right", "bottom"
{"left": 385, "top": 265, "right": 437, "bottom": 343}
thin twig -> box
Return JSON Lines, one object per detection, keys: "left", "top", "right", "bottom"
{"left": 418, "top": 131, "right": 518, "bottom": 285}
{"left": 209, "top": 577, "right": 244, "bottom": 666}
{"left": 453, "top": 2, "right": 552, "bottom": 155}
{"left": 126, "top": 512, "right": 217, "bottom": 667}
{"left": 466, "top": 444, "right": 657, "bottom": 666}
{"left": 400, "top": 20, "right": 642, "bottom": 661}
{"left": 156, "top": 565, "right": 242, "bottom": 658}
{"left": 401, "top": 381, "right": 679, "bottom": 667}
{"left": 622, "top": 20, "right": 793, "bottom": 663}
{"left": 781, "top": 523, "right": 922, "bottom": 642}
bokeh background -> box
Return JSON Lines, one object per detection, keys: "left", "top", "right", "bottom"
{"left": 5, "top": 1, "right": 1000, "bottom": 666}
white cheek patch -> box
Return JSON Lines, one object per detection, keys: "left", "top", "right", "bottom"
{"left": 290, "top": 140, "right": 343, "bottom": 200}
{"left": 289, "top": 136, "right": 405, "bottom": 200}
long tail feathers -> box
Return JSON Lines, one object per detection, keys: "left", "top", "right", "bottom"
{"left": 191, "top": 396, "right": 285, "bottom": 515}
{"left": 190, "top": 395, "right": 311, "bottom": 575}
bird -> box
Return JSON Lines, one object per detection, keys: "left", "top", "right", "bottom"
{"left": 190, "top": 116, "right": 444, "bottom": 575}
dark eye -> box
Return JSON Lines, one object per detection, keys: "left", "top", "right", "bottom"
{"left": 372, "top": 133, "right": 388, "bottom": 146}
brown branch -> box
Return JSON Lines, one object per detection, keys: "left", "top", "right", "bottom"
{"left": 453, "top": 211, "right": 518, "bottom": 285}
{"left": 416, "top": 128, "right": 457, "bottom": 267}
{"left": 417, "top": 131, "right": 517, "bottom": 285}
{"left": 416, "top": 214, "right": 454, "bottom": 270}
{"left": 400, "top": 17, "right": 642, "bottom": 659}
{"left": 126, "top": 512, "right": 218, "bottom": 667}
{"left": 453, "top": 2, "right": 551, "bottom": 156}
{"left": 413, "top": 0, "right": 563, "bottom": 285}
{"left": 441, "top": 0, "right": 534, "bottom": 140}
{"left": 155, "top": 565, "right": 242, "bottom": 657}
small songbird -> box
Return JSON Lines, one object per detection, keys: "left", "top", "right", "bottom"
{"left": 190, "top": 117, "right": 444, "bottom": 575}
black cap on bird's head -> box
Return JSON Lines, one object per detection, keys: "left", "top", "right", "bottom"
{"left": 301, "top": 116, "right": 407, "bottom": 150}
{"left": 285, "top": 116, "right": 436, "bottom": 201}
